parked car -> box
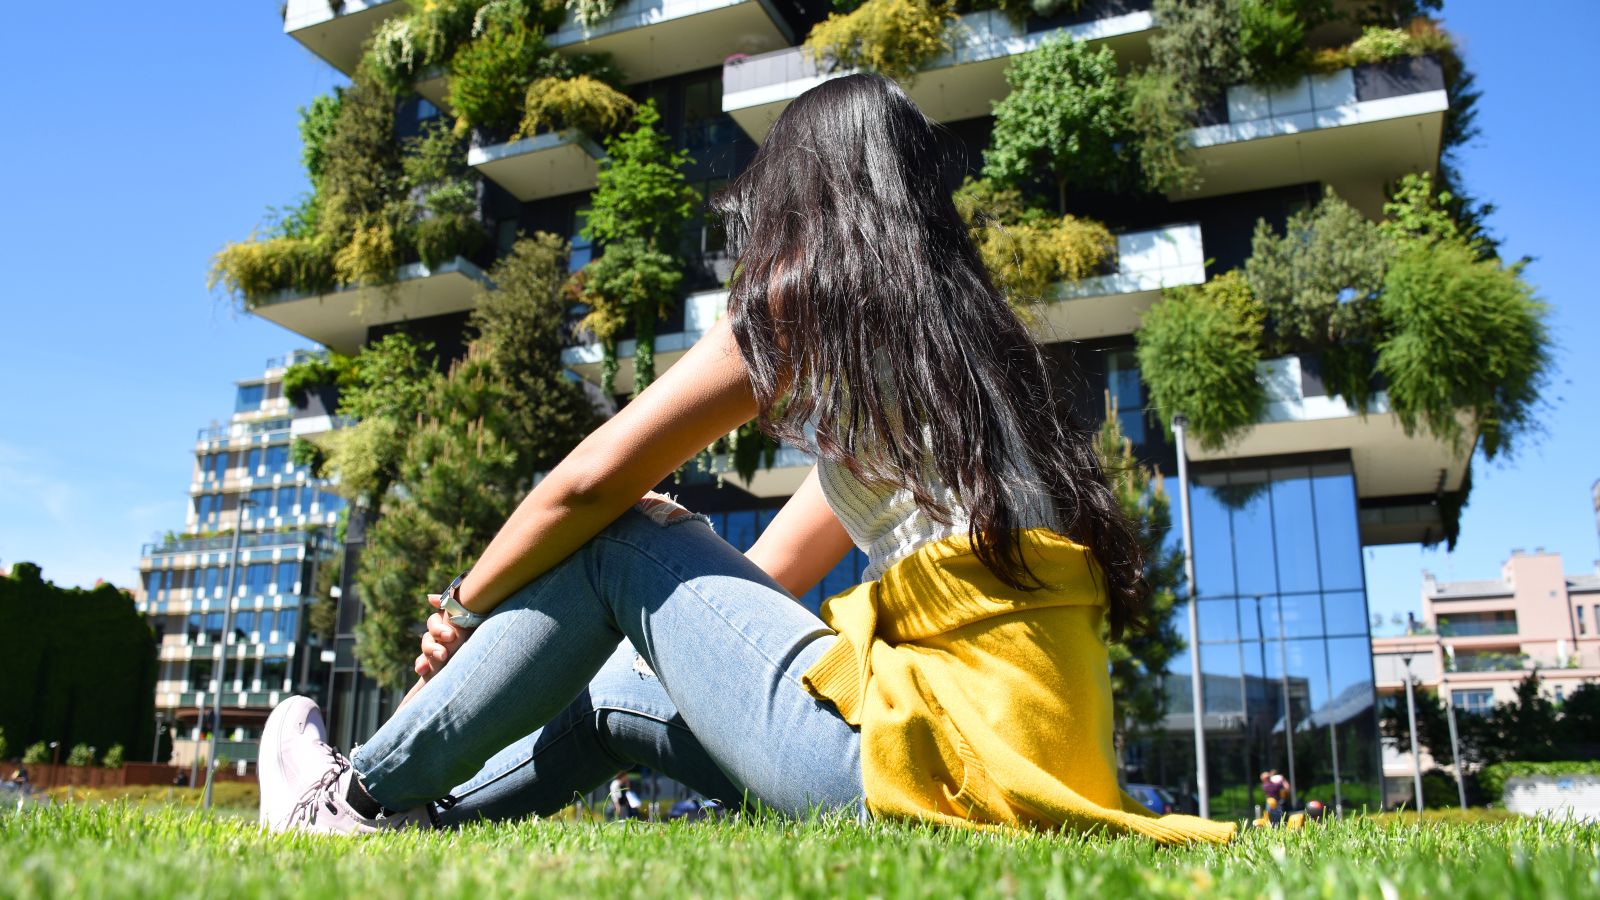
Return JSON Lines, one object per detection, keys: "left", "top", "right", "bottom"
{"left": 1125, "top": 783, "right": 1177, "bottom": 815}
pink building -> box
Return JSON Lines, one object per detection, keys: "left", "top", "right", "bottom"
{"left": 1371, "top": 550, "right": 1600, "bottom": 804}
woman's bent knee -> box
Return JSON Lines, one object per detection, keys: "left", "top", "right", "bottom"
{"left": 632, "top": 491, "right": 710, "bottom": 528}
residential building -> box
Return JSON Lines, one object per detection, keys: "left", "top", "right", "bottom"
{"left": 135, "top": 351, "right": 345, "bottom": 770}
{"left": 1371, "top": 550, "right": 1600, "bottom": 804}
{"left": 255, "top": 0, "right": 1493, "bottom": 815}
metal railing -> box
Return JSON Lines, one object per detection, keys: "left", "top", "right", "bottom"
{"left": 1438, "top": 619, "right": 1519, "bottom": 638}
{"left": 142, "top": 529, "right": 326, "bottom": 558}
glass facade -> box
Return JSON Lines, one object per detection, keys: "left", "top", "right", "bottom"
{"left": 1138, "top": 457, "right": 1381, "bottom": 818}
{"left": 700, "top": 508, "right": 869, "bottom": 614}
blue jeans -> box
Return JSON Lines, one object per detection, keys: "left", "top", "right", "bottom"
{"left": 348, "top": 506, "right": 865, "bottom": 825}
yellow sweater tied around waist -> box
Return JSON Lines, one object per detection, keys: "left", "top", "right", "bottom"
{"left": 801, "top": 527, "right": 1235, "bottom": 845}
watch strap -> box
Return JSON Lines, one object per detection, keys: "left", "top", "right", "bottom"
{"left": 440, "top": 572, "right": 488, "bottom": 628}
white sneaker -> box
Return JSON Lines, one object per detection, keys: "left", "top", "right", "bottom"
{"left": 259, "top": 696, "right": 330, "bottom": 828}
{"left": 259, "top": 696, "right": 434, "bottom": 834}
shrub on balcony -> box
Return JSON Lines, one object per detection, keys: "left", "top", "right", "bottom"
{"left": 1135, "top": 271, "right": 1266, "bottom": 450}
{"left": 1149, "top": 0, "right": 1327, "bottom": 97}
{"left": 952, "top": 177, "right": 1115, "bottom": 306}
{"left": 804, "top": 0, "right": 958, "bottom": 82}
{"left": 297, "top": 91, "right": 343, "bottom": 191}
{"left": 210, "top": 235, "right": 338, "bottom": 305}
{"left": 1244, "top": 187, "right": 1391, "bottom": 406}
{"left": 1377, "top": 236, "right": 1548, "bottom": 462}
{"left": 368, "top": 0, "right": 484, "bottom": 92}
{"left": 519, "top": 75, "right": 636, "bottom": 139}
{"left": 447, "top": 4, "right": 551, "bottom": 136}
{"left": 332, "top": 219, "right": 406, "bottom": 296}
{"left": 570, "top": 0, "right": 621, "bottom": 31}
{"left": 282, "top": 354, "right": 350, "bottom": 407}
{"left": 214, "top": 70, "right": 492, "bottom": 306}
{"left": 1309, "top": 21, "right": 1454, "bottom": 73}
{"left": 574, "top": 239, "right": 684, "bottom": 397}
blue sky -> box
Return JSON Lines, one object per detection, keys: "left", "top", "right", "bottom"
{"left": 0, "top": 3, "right": 1595, "bottom": 630}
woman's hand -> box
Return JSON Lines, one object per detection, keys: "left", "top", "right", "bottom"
{"left": 414, "top": 594, "right": 469, "bottom": 680}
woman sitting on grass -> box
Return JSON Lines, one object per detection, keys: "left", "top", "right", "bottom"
{"left": 259, "top": 72, "right": 1233, "bottom": 844}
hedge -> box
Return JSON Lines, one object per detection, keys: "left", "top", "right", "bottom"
{"left": 1480, "top": 761, "right": 1600, "bottom": 800}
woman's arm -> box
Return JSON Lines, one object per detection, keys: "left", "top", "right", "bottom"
{"left": 745, "top": 465, "right": 855, "bottom": 597}
{"left": 455, "top": 317, "right": 757, "bottom": 612}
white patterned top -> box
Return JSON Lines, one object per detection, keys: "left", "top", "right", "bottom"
{"left": 815, "top": 434, "right": 1061, "bottom": 583}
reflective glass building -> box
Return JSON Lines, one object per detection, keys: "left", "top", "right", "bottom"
{"left": 1133, "top": 459, "right": 1382, "bottom": 816}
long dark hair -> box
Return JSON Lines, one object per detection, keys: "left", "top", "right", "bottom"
{"left": 710, "top": 74, "right": 1145, "bottom": 638}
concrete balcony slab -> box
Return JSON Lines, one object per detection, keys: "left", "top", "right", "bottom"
{"left": 283, "top": 0, "right": 407, "bottom": 75}
{"left": 468, "top": 130, "right": 607, "bottom": 201}
{"left": 249, "top": 257, "right": 490, "bottom": 355}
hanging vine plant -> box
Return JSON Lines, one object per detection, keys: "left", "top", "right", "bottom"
{"left": 1134, "top": 271, "right": 1267, "bottom": 451}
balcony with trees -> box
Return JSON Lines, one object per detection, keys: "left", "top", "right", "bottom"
{"left": 283, "top": 0, "right": 407, "bottom": 75}
{"left": 545, "top": 0, "right": 807, "bottom": 84}
{"left": 721, "top": 0, "right": 1154, "bottom": 141}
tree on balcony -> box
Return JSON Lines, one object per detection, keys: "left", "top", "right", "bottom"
{"left": 984, "top": 35, "right": 1131, "bottom": 214}
{"left": 569, "top": 102, "right": 699, "bottom": 397}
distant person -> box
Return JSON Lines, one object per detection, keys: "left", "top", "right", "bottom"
{"left": 254, "top": 73, "right": 1233, "bottom": 846}
{"left": 1304, "top": 799, "right": 1326, "bottom": 822}
{"left": 608, "top": 773, "right": 642, "bottom": 821}
{"left": 10, "top": 767, "right": 29, "bottom": 794}
{"left": 1261, "top": 771, "right": 1290, "bottom": 826}
{"left": 173, "top": 769, "right": 189, "bottom": 788}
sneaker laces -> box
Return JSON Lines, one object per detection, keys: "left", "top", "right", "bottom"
{"left": 284, "top": 744, "right": 354, "bottom": 829}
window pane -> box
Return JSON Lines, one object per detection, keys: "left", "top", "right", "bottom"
{"left": 1270, "top": 467, "right": 1319, "bottom": 594}
{"left": 1189, "top": 475, "right": 1236, "bottom": 599}
{"left": 265, "top": 445, "right": 290, "bottom": 472}
{"left": 262, "top": 656, "right": 290, "bottom": 687}
{"left": 277, "top": 609, "right": 299, "bottom": 639}
{"left": 235, "top": 384, "right": 264, "bottom": 413}
{"left": 1197, "top": 597, "right": 1240, "bottom": 644}
{"left": 1267, "top": 592, "right": 1323, "bottom": 640}
{"left": 247, "top": 563, "right": 273, "bottom": 594}
{"left": 234, "top": 611, "right": 255, "bottom": 639}
{"left": 721, "top": 511, "right": 759, "bottom": 552}
{"left": 1322, "top": 590, "right": 1371, "bottom": 638}
{"left": 1229, "top": 470, "right": 1277, "bottom": 597}
{"left": 276, "top": 562, "right": 298, "bottom": 594}
{"left": 1312, "top": 471, "right": 1363, "bottom": 590}
{"left": 1105, "top": 350, "right": 1146, "bottom": 445}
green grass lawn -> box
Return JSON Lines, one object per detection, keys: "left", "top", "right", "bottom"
{"left": 2, "top": 800, "right": 1597, "bottom": 898}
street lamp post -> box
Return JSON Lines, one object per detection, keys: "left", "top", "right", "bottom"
{"left": 1399, "top": 654, "right": 1425, "bottom": 813}
{"left": 204, "top": 497, "right": 254, "bottom": 811}
{"left": 1437, "top": 637, "right": 1469, "bottom": 810}
{"left": 1171, "top": 414, "right": 1210, "bottom": 819}
{"left": 48, "top": 741, "right": 60, "bottom": 790}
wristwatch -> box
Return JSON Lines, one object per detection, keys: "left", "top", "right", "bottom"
{"left": 439, "top": 571, "right": 488, "bottom": 629}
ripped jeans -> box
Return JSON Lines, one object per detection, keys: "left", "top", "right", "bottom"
{"left": 347, "top": 502, "right": 865, "bottom": 825}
